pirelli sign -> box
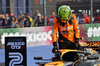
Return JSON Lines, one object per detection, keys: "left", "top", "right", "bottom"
{"left": 84, "top": 41, "right": 100, "bottom": 50}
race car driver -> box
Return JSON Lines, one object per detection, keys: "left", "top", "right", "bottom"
{"left": 52, "top": 5, "right": 80, "bottom": 52}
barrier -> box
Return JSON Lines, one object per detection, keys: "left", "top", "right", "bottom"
{"left": 79, "top": 24, "right": 100, "bottom": 42}
{"left": 0, "top": 24, "right": 100, "bottom": 49}
{"left": 0, "top": 26, "right": 52, "bottom": 49}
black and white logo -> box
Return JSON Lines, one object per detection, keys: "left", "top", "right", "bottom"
{"left": 5, "top": 37, "right": 27, "bottom": 66}
{"left": 9, "top": 52, "right": 23, "bottom": 66}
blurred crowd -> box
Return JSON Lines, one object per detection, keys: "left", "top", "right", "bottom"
{"left": 0, "top": 10, "right": 100, "bottom": 29}
{"left": 75, "top": 11, "right": 100, "bottom": 24}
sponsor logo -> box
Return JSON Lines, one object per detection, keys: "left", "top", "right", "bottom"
{"left": 85, "top": 41, "right": 100, "bottom": 47}
{"left": 1, "top": 30, "right": 52, "bottom": 44}
{"left": 57, "top": 21, "right": 59, "bottom": 23}
{"left": 61, "top": 26, "right": 73, "bottom": 30}
{"left": 61, "top": 30, "right": 72, "bottom": 34}
{"left": 5, "top": 37, "right": 26, "bottom": 66}
{"left": 9, "top": 52, "right": 23, "bottom": 66}
{"left": 7, "top": 42, "right": 25, "bottom": 49}
{"left": 87, "top": 27, "right": 100, "bottom": 37}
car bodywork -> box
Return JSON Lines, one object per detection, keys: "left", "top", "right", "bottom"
{"left": 34, "top": 42, "right": 100, "bottom": 66}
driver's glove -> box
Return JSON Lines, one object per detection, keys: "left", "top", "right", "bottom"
{"left": 52, "top": 42, "right": 58, "bottom": 53}
{"left": 75, "top": 38, "right": 81, "bottom": 49}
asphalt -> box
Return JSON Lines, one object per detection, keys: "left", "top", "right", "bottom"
{"left": 0, "top": 45, "right": 54, "bottom": 66}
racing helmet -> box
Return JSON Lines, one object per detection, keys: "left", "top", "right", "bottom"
{"left": 58, "top": 5, "right": 72, "bottom": 21}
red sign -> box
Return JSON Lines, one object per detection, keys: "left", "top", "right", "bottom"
{"left": 35, "top": 0, "right": 39, "bottom": 5}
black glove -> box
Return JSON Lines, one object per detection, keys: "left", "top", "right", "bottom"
{"left": 75, "top": 38, "right": 79, "bottom": 44}
{"left": 75, "top": 38, "right": 80, "bottom": 49}
{"left": 52, "top": 42, "right": 58, "bottom": 53}
{"left": 75, "top": 38, "right": 83, "bottom": 50}
{"left": 53, "top": 42, "right": 57, "bottom": 48}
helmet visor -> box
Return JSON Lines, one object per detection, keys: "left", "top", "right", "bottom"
{"left": 60, "top": 8, "right": 70, "bottom": 20}
{"left": 58, "top": 5, "right": 72, "bottom": 21}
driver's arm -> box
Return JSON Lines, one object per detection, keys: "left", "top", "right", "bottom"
{"left": 52, "top": 17, "right": 58, "bottom": 43}
{"left": 72, "top": 14, "right": 80, "bottom": 39}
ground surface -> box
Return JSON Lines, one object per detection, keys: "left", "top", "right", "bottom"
{"left": 0, "top": 45, "right": 54, "bottom": 66}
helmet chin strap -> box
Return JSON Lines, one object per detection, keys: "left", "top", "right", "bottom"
{"left": 64, "top": 18, "right": 70, "bottom": 23}
{"left": 59, "top": 17, "right": 70, "bottom": 24}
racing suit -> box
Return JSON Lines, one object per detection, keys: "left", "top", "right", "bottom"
{"left": 52, "top": 14, "right": 80, "bottom": 49}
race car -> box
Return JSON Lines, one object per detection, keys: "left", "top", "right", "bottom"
{"left": 34, "top": 42, "right": 100, "bottom": 66}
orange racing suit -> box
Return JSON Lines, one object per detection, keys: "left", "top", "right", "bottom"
{"left": 52, "top": 14, "right": 80, "bottom": 49}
